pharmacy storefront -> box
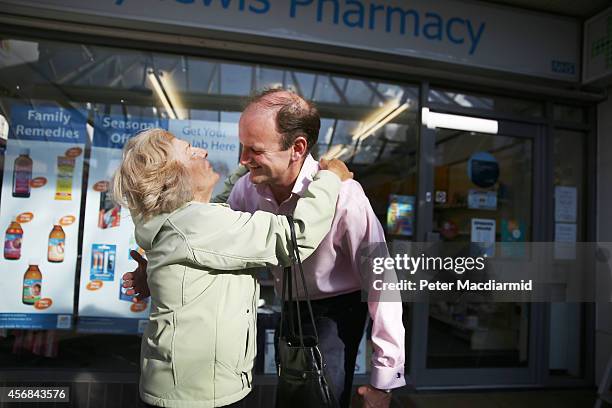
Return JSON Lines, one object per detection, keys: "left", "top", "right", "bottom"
{"left": 0, "top": 0, "right": 600, "bottom": 395}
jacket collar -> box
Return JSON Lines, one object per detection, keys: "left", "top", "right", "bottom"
{"left": 132, "top": 203, "right": 190, "bottom": 250}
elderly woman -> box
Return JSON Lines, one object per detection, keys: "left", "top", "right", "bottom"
{"left": 112, "top": 128, "right": 351, "bottom": 408}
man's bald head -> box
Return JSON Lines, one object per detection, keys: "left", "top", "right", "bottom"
{"left": 244, "top": 88, "right": 320, "bottom": 151}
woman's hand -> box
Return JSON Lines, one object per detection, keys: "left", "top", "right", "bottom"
{"left": 122, "top": 250, "right": 151, "bottom": 302}
{"left": 320, "top": 158, "right": 353, "bottom": 181}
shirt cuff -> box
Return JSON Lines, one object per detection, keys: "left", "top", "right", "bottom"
{"left": 370, "top": 366, "right": 406, "bottom": 390}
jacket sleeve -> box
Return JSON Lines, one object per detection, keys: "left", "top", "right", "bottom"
{"left": 210, "top": 164, "right": 249, "bottom": 204}
{"left": 171, "top": 170, "right": 341, "bottom": 271}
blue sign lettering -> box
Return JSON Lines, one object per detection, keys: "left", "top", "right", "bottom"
{"left": 118, "top": 0, "right": 270, "bottom": 13}
{"left": 93, "top": 115, "right": 167, "bottom": 149}
{"left": 385, "top": 7, "right": 419, "bottom": 36}
{"left": 113, "top": 0, "right": 486, "bottom": 55}
{"left": 288, "top": 0, "right": 487, "bottom": 55}
{"left": 551, "top": 60, "right": 576, "bottom": 75}
{"left": 9, "top": 105, "right": 88, "bottom": 144}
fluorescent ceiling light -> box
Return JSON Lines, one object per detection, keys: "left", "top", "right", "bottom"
{"left": 353, "top": 102, "right": 410, "bottom": 142}
{"left": 422, "top": 107, "right": 498, "bottom": 134}
{"left": 323, "top": 101, "right": 410, "bottom": 162}
{"left": 157, "top": 72, "right": 184, "bottom": 119}
{"left": 147, "top": 69, "right": 177, "bottom": 120}
{"left": 353, "top": 99, "right": 400, "bottom": 141}
{"left": 324, "top": 126, "right": 334, "bottom": 144}
{"left": 354, "top": 99, "right": 400, "bottom": 136}
{"left": 322, "top": 144, "right": 351, "bottom": 160}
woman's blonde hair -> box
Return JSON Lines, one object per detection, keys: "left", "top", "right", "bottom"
{"left": 112, "top": 128, "right": 193, "bottom": 219}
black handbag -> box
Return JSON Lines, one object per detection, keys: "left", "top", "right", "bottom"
{"left": 275, "top": 215, "right": 339, "bottom": 408}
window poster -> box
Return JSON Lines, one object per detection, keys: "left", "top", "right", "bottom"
{"left": 554, "top": 186, "right": 577, "bottom": 223}
{"left": 386, "top": 194, "right": 415, "bottom": 237}
{"left": 76, "top": 114, "right": 164, "bottom": 334}
{"left": 554, "top": 223, "right": 577, "bottom": 260}
{"left": 0, "top": 104, "right": 87, "bottom": 329}
{"left": 500, "top": 219, "right": 526, "bottom": 258}
{"left": 467, "top": 189, "right": 497, "bottom": 210}
{"left": 471, "top": 218, "right": 496, "bottom": 257}
{"left": 167, "top": 119, "right": 239, "bottom": 197}
{"left": 468, "top": 152, "right": 499, "bottom": 188}
{"left": 501, "top": 219, "right": 525, "bottom": 243}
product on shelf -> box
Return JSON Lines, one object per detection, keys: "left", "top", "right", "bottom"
{"left": 23, "top": 260, "right": 42, "bottom": 305}
{"left": 12, "top": 148, "right": 33, "bottom": 198}
{"left": 47, "top": 224, "right": 66, "bottom": 263}
{"left": 4, "top": 220, "right": 23, "bottom": 260}
{"left": 98, "top": 191, "right": 121, "bottom": 229}
{"left": 54, "top": 156, "right": 75, "bottom": 200}
{"left": 90, "top": 244, "right": 116, "bottom": 281}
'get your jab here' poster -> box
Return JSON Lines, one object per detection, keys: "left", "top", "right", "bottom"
{"left": 77, "top": 116, "right": 239, "bottom": 334}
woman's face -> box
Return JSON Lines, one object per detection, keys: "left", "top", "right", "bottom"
{"left": 171, "top": 137, "right": 219, "bottom": 201}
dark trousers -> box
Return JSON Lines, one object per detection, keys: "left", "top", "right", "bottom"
{"left": 276, "top": 291, "right": 368, "bottom": 408}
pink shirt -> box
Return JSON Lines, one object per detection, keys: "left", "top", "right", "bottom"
{"left": 228, "top": 155, "right": 406, "bottom": 389}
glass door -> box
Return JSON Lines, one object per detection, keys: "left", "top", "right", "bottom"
{"left": 411, "top": 114, "right": 543, "bottom": 387}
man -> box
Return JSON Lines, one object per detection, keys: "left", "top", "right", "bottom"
{"left": 125, "top": 88, "right": 405, "bottom": 408}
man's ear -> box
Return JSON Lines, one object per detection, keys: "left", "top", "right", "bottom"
{"left": 291, "top": 136, "right": 308, "bottom": 161}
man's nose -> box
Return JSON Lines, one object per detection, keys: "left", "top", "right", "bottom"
{"left": 199, "top": 148, "right": 208, "bottom": 158}
{"left": 239, "top": 148, "right": 250, "bottom": 165}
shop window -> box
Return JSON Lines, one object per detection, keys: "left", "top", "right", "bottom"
{"left": 0, "top": 36, "right": 418, "bottom": 373}
{"left": 345, "top": 79, "right": 378, "bottom": 105}
{"left": 429, "top": 88, "right": 544, "bottom": 118}
{"left": 553, "top": 104, "right": 586, "bottom": 123}
{"left": 187, "top": 60, "right": 218, "bottom": 93}
{"left": 219, "top": 63, "right": 252, "bottom": 96}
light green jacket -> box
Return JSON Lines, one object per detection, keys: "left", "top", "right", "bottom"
{"left": 134, "top": 170, "right": 341, "bottom": 407}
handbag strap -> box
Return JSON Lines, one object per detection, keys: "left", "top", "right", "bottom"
{"left": 280, "top": 215, "right": 318, "bottom": 343}
{"left": 278, "top": 265, "right": 291, "bottom": 340}
{"left": 279, "top": 260, "right": 297, "bottom": 342}
{"left": 279, "top": 224, "right": 303, "bottom": 345}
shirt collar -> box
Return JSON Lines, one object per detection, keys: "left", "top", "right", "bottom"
{"left": 291, "top": 154, "right": 319, "bottom": 197}
{"left": 255, "top": 154, "right": 319, "bottom": 204}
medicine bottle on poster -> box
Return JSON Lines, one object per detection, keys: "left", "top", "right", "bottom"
{"left": 12, "top": 148, "right": 33, "bottom": 198}
{"left": 23, "top": 260, "right": 42, "bottom": 305}
{"left": 48, "top": 224, "right": 65, "bottom": 263}
{"left": 4, "top": 220, "right": 23, "bottom": 260}
{"left": 55, "top": 156, "right": 75, "bottom": 200}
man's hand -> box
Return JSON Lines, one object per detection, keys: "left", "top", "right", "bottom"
{"left": 320, "top": 158, "right": 353, "bottom": 181}
{"left": 357, "top": 385, "right": 391, "bottom": 408}
{"left": 122, "top": 250, "right": 150, "bottom": 302}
